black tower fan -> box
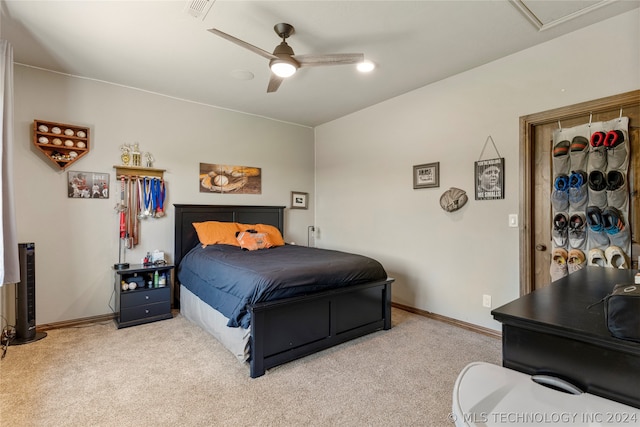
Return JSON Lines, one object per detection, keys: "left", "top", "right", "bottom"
{"left": 12, "top": 242, "right": 46, "bottom": 345}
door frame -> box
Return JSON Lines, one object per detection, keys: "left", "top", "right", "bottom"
{"left": 519, "top": 90, "right": 640, "bottom": 295}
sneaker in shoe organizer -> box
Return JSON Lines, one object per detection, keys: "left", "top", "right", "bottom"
{"left": 605, "top": 128, "right": 629, "bottom": 172}
{"left": 551, "top": 174, "right": 569, "bottom": 212}
{"left": 567, "top": 249, "right": 586, "bottom": 274}
{"left": 568, "top": 170, "right": 588, "bottom": 211}
{"left": 569, "top": 135, "right": 589, "bottom": 172}
{"left": 602, "top": 206, "right": 631, "bottom": 251}
{"left": 587, "top": 248, "right": 606, "bottom": 267}
{"left": 605, "top": 245, "right": 629, "bottom": 269}
{"left": 550, "top": 248, "right": 569, "bottom": 282}
{"left": 606, "top": 170, "right": 628, "bottom": 211}
{"left": 585, "top": 206, "right": 610, "bottom": 250}
{"left": 587, "top": 170, "right": 607, "bottom": 209}
{"left": 587, "top": 130, "right": 607, "bottom": 173}
{"left": 568, "top": 213, "right": 587, "bottom": 250}
{"left": 552, "top": 212, "right": 569, "bottom": 248}
{"left": 552, "top": 136, "right": 570, "bottom": 176}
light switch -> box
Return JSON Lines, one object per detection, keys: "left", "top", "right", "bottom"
{"left": 509, "top": 214, "right": 518, "bottom": 228}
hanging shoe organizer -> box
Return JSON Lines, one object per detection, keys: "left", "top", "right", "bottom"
{"left": 33, "top": 119, "right": 90, "bottom": 170}
{"left": 549, "top": 112, "right": 631, "bottom": 281}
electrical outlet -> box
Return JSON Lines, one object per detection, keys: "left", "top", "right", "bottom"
{"left": 482, "top": 294, "right": 492, "bottom": 308}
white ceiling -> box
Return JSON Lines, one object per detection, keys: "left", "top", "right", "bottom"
{"left": 1, "top": 0, "right": 638, "bottom": 127}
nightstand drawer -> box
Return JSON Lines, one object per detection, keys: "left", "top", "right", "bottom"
{"left": 120, "top": 301, "right": 171, "bottom": 323}
{"left": 121, "top": 287, "right": 170, "bottom": 309}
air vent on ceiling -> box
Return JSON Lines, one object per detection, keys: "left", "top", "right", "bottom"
{"left": 184, "top": 0, "right": 215, "bottom": 20}
{"left": 509, "top": 0, "right": 615, "bottom": 31}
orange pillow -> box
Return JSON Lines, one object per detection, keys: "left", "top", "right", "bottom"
{"left": 192, "top": 221, "right": 241, "bottom": 247}
{"left": 239, "top": 223, "right": 285, "bottom": 247}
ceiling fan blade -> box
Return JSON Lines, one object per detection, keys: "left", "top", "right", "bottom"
{"left": 267, "top": 73, "right": 284, "bottom": 93}
{"left": 207, "top": 28, "right": 276, "bottom": 61}
{"left": 295, "top": 53, "right": 364, "bottom": 67}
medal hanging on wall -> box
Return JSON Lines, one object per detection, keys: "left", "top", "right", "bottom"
{"left": 125, "top": 178, "right": 132, "bottom": 249}
{"left": 143, "top": 177, "right": 153, "bottom": 217}
{"left": 137, "top": 177, "right": 146, "bottom": 220}
{"left": 132, "top": 178, "right": 139, "bottom": 245}
{"left": 127, "top": 177, "right": 138, "bottom": 247}
{"left": 113, "top": 175, "right": 130, "bottom": 270}
{"left": 155, "top": 179, "right": 166, "bottom": 217}
{"left": 150, "top": 178, "right": 158, "bottom": 217}
{"left": 119, "top": 176, "right": 126, "bottom": 238}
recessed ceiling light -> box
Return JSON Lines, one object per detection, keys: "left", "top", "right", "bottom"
{"left": 357, "top": 60, "right": 375, "bottom": 73}
{"left": 230, "top": 70, "right": 255, "bottom": 81}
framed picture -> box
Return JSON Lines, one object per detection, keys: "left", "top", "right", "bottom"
{"left": 475, "top": 157, "right": 505, "bottom": 200}
{"left": 413, "top": 162, "right": 440, "bottom": 189}
{"left": 68, "top": 171, "right": 110, "bottom": 199}
{"left": 199, "top": 163, "right": 262, "bottom": 194}
{"left": 291, "top": 191, "right": 308, "bottom": 209}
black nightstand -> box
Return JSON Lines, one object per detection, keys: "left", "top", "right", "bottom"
{"left": 114, "top": 263, "right": 174, "bottom": 328}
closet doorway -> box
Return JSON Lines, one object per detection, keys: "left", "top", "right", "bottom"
{"left": 519, "top": 90, "right": 640, "bottom": 294}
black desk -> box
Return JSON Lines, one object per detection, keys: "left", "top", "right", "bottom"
{"left": 492, "top": 267, "right": 640, "bottom": 409}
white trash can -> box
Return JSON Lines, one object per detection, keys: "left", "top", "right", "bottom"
{"left": 451, "top": 362, "right": 640, "bottom": 427}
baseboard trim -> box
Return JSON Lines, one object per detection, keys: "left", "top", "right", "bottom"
{"left": 392, "top": 302, "right": 501, "bottom": 339}
{"left": 36, "top": 309, "right": 180, "bottom": 331}
{"left": 37, "top": 313, "right": 116, "bottom": 331}
{"left": 38, "top": 306, "right": 501, "bottom": 339}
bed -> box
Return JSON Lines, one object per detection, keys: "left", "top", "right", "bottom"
{"left": 173, "top": 204, "right": 394, "bottom": 378}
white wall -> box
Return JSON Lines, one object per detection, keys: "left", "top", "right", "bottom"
{"left": 314, "top": 10, "right": 640, "bottom": 330}
{"left": 2, "top": 9, "right": 638, "bottom": 330}
{"left": 6, "top": 66, "right": 314, "bottom": 324}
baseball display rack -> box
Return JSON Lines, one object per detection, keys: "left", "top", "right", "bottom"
{"left": 33, "top": 119, "right": 90, "bottom": 170}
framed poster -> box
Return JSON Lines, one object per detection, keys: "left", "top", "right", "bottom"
{"left": 413, "top": 162, "right": 440, "bottom": 189}
{"left": 68, "top": 171, "right": 109, "bottom": 199}
{"left": 475, "top": 158, "right": 504, "bottom": 200}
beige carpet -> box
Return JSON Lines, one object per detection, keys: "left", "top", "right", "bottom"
{"left": 0, "top": 308, "right": 501, "bottom": 426}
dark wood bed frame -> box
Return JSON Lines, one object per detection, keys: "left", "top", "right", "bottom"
{"left": 173, "top": 204, "right": 394, "bottom": 378}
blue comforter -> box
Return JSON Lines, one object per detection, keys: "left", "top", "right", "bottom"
{"left": 177, "top": 244, "right": 388, "bottom": 328}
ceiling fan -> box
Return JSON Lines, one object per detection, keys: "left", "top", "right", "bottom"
{"left": 208, "top": 23, "right": 365, "bottom": 93}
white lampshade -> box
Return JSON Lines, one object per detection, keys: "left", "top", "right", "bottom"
{"left": 270, "top": 61, "right": 297, "bottom": 78}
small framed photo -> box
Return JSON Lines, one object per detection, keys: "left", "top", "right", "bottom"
{"left": 413, "top": 162, "right": 440, "bottom": 189}
{"left": 291, "top": 191, "right": 309, "bottom": 209}
{"left": 68, "top": 171, "right": 110, "bottom": 199}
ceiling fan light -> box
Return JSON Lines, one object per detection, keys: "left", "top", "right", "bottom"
{"left": 270, "top": 61, "right": 297, "bottom": 78}
{"left": 357, "top": 60, "right": 375, "bottom": 73}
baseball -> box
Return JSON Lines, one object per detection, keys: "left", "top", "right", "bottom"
{"left": 38, "top": 136, "right": 49, "bottom": 144}
{"left": 213, "top": 175, "right": 229, "bottom": 186}
{"left": 77, "top": 131, "right": 86, "bottom": 138}
{"left": 64, "top": 129, "right": 74, "bottom": 136}
{"left": 38, "top": 124, "right": 49, "bottom": 132}
{"left": 53, "top": 138, "right": 62, "bottom": 146}
{"left": 76, "top": 141, "right": 86, "bottom": 148}
{"left": 64, "top": 140, "right": 74, "bottom": 147}
{"left": 51, "top": 127, "right": 61, "bottom": 134}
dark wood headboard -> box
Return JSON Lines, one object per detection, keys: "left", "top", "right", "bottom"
{"left": 173, "top": 204, "right": 285, "bottom": 269}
